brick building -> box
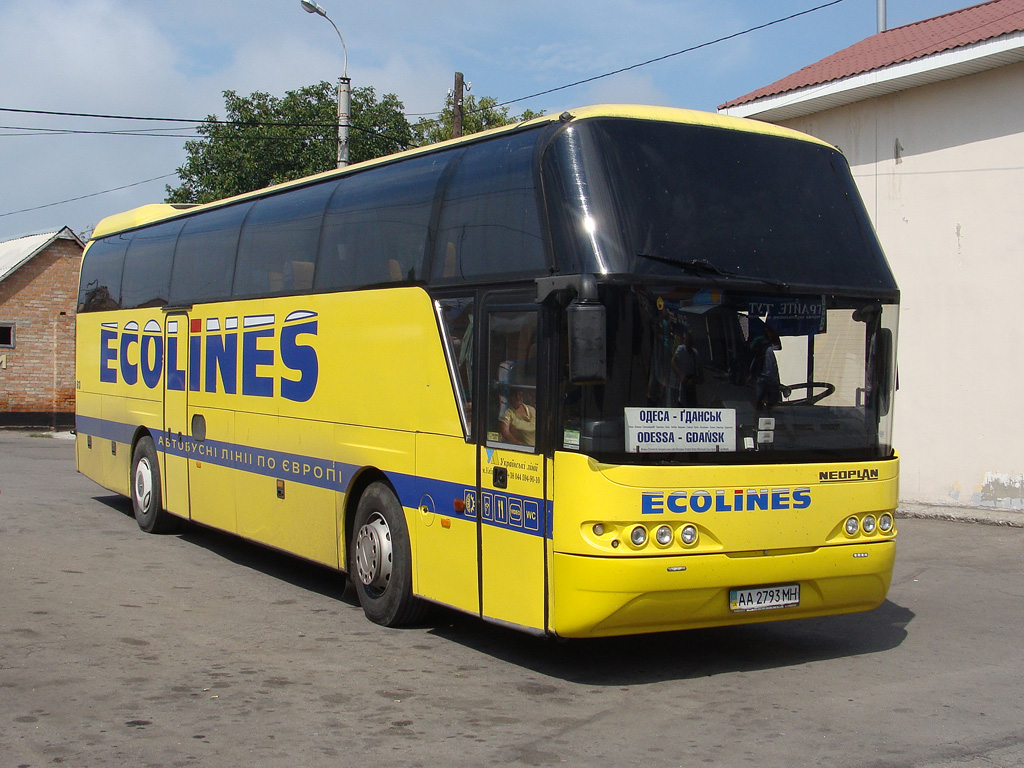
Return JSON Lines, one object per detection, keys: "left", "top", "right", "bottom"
{"left": 0, "top": 227, "right": 84, "bottom": 428}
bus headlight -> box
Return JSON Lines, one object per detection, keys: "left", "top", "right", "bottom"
{"left": 879, "top": 513, "right": 894, "bottom": 532}
{"left": 680, "top": 524, "right": 698, "bottom": 546}
{"left": 655, "top": 525, "right": 673, "bottom": 546}
{"left": 862, "top": 515, "right": 877, "bottom": 534}
{"left": 845, "top": 517, "right": 860, "bottom": 536}
{"left": 630, "top": 526, "right": 648, "bottom": 546}
{"left": 592, "top": 523, "right": 605, "bottom": 536}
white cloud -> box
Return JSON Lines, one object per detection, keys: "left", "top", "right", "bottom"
{"left": 2, "top": 0, "right": 956, "bottom": 239}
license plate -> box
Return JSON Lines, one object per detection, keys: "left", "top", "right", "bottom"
{"left": 729, "top": 584, "right": 800, "bottom": 612}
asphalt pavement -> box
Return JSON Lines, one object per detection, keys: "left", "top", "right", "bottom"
{"left": 3, "top": 429, "right": 1023, "bottom": 768}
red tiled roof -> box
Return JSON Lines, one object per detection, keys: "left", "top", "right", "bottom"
{"left": 720, "top": 0, "right": 1024, "bottom": 109}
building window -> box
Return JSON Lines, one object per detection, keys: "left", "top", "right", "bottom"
{"left": 0, "top": 323, "right": 13, "bottom": 348}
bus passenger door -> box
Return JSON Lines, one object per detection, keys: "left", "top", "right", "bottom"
{"left": 161, "top": 311, "right": 236, "bottom": 533}
{"left": 478, "top": 306, "right": 548, "bottom": 632}
{"left": 184, "top": 314, "right": 237, "bottom": 533}
{"left": 161, "top": 312, "right": 190, "bottom": 518}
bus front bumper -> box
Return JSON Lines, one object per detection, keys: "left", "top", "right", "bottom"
{"left": 549, "top": 540, "right": 896, "bottom": 638}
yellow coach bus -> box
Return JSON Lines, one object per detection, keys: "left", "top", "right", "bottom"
{"left": 75, "top": 105, "right": 899, "bottom": 638}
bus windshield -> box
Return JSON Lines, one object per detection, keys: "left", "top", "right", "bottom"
{"left": 543, "top": 117, "right": 899, "bottom": 465}
{"left": 543, "top": 117, "right": 898, "bottom": 296}
{"left": 559, "top": 284, "right": 898, "bottom": 464}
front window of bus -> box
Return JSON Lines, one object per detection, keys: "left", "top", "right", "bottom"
{"left": 543, "top": 117, "right": 899, "bottom": 464}
{"left": 558, "top": 286, "right": 897, "bottom": 463}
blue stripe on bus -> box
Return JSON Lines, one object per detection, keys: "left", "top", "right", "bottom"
{"left": 75, "top": 415, "right": 548, "bottom": 538}
{"left": 76, "top": 414, "right": 137, "bottom": 445}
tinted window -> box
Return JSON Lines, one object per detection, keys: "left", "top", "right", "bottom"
{"left": 78, "top": 233, "right": 130, "bottom": 312}
{"left": 121, "top": 219, "right": 184, "bottom": 309}
{"left": 544, "top": 119, "right": 897, "bottom": 294}
{"left": 170, "top": 202, "right": 253, "bottom": 305}
{"left": 437, "top": 296, "right": 475, "bottom": 438}
{"left": 487, "top": 310, "right": 538, "bottom": 450}
{"left": 316, "top": 153, "right": 448, "bottom": 292}
{"left": 432, "top": 128, "right": 547, "bottom": 283}
{"left": 235, "top": 182, "right": 336, "bottom": 298}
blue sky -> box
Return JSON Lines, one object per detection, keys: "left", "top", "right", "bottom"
{"left": 0, "top": 0, "right": 969, "bottom": 240}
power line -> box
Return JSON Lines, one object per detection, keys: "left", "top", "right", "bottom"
{"left": 0, "top": 105, "right": 341, "bottom": 131}
{"left": 0, "top": 106, "right": 204, "bottom": 123}
{"left": 0, "top": 124, "right": 202, "bottom": 139}
{"left": 488, "top": 0, "right": 848, "bottom": 111}
{"left": 0, "top": 173, "right": 177, "bottom": 220}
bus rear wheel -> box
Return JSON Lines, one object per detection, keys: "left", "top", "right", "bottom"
{"left": 131, "top": 436, "right": 181, "bottom": 534}
{"left": 350, "top": 482, "right": 427, "bottom": 627}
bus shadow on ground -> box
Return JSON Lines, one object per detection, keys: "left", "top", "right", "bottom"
{"left": 93, "top": 493, "right": 911, "bottom": 683}
{"left": 93, "top": 493, "right": 135, "bottom": 518}
{"left": 428, "top": 599, "right": 913, "bottom": 685}
{"left": 92, "top": 494, "right": 351, "bottom": 603}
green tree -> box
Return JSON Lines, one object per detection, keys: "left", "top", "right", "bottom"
{"left": 166, "top": 82, "right": 413, "bottom": 204}
{"left": 412, "top": 93, "right": 542, "bottom": 146}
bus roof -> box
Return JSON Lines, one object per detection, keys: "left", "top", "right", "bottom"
{"left": 90, "top": 104, "right": 833, "bottom": 241}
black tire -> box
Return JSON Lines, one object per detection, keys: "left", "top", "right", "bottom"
{"left": 349, "top": 482, "right": 428, "bottom": 627}
{"left": 130, "top": 436, "right": 181, "bottom": 534}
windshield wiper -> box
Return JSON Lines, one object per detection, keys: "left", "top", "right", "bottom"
{"left": 636, "top": 254, "right": 789, "bottom": 290}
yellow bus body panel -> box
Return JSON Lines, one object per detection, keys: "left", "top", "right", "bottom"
{"left": 75, "top": 288, "right": 466, "bottom": 574}
{"left": 550, "top": 541, "right": 895, "bottom": 638}
{"left": 413, "top": 433, "right": 479, "bottom": 614}
{"left": 547, "top": 451, "right": 898, "bottom": 637}
{"left": 478, "top": 447, "right": 547, "bottom": 632}
{"left": 76, "top": 285, "right": 899, "bottom": 637}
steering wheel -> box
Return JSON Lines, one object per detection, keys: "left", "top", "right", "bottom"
{"left": 782, "top": 381, "right": 835, "bottom": 405}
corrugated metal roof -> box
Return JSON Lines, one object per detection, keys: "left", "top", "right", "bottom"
{"left": 0, "top": 227, "right": 82, "bottom": 284}
{"left": 720, "top": 0, "right": 1024, "bottom": 110}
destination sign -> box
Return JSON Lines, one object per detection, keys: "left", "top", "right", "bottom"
{"left": 624, "top": 408, "right": 737, "bottom": 453}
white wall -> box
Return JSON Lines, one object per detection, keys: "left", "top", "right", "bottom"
{"left": 777, "top": 61, "right": 1024, "bottom": 509}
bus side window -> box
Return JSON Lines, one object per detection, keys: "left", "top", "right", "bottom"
{"left": 437, "top": 297, "right": 474, "bottom": 438}
{"left": 121, "top": 219, "right": 183, "bottom": 310}
{"left": 234, "top": 182, "right": 334, "bottom": 299}
{"left": 487, "top": 311, "right": 538, "bottom": 449}
{"left": 78, "top": 233, "right": 130, "bottom": 312}
{"left": 171, "top": 202, "right": 252, "bottom": 305}
{"left": 316, "top": 153, "right": 444, "bottom": 292}
{"left": 432, "top": 129, "right": 548, "bottom": 284}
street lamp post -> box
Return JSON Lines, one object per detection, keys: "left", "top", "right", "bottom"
{"left": 300, "top": 0, "right": 350, "bottom": 168}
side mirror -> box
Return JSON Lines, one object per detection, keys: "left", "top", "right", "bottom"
{"left": 536, "top": 274, "right": 607, "bottom": 385}
{"left": 567, "top": 298, "right": 606, "bottom": 385}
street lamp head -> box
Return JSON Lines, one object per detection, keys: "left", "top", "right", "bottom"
{"left": 298, "top": 0, "right": 348, "bottom": 78}
{"left": 300, "top": 0, "right": 327, "bottom": 17}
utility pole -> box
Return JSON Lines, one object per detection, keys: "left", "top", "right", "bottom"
{"left": 453, "top": 71, "right": 464, "bottom": 139}
{"left": 337, "top": 75, "right": 350, "bottom": 167}
{"left": 299, "top": 0, "right": 350, "bottom": 167}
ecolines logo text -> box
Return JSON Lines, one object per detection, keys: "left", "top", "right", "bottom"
{"left": 98, "top": 311, "right": 319, "bottom": 402}
{"left": 641, "top": 487, "right": 812, "bottom": 514}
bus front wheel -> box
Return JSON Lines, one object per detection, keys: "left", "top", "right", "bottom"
{"left": 130, "top": 436, "right": 181, "bottom": 534}
{"left": 350, "top": 482, "right": 427, "bottom": 627}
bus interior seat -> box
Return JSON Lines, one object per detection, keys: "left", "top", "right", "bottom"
{"left": 291, "top": 261, "right": 315, "bottom": 290}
